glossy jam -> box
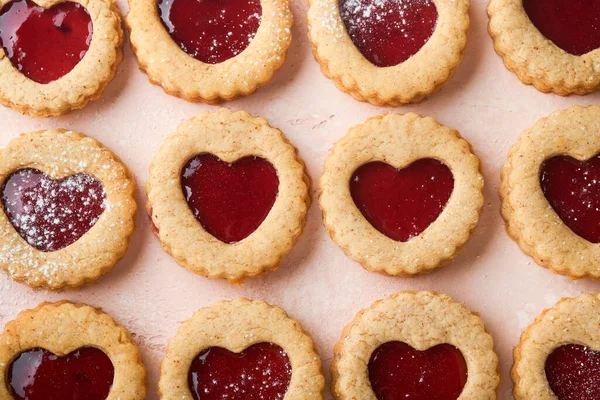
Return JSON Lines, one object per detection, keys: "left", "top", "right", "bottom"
{"left": 1, "top": 168, "right": 106, "bottom": 252}
{"left": 368, "top": 342, "right": 468, "bottom": 400}
{"left": 350, "top": 159, "right": 454, "bottom": 242}
{"left": 188, "top": 343, "right": 292, "bottom": 400}
{"left": 545, "top": 344, "right": 600, "bottom": 400}
{"left": 0, "top": 0, "right": 92, "bottom": 84}
{"left": 158, "top": 0, "right": 262, "bottom": 64}
{"left": 339, "top": 0, "right": 437, "bottom": 67}
{"left": 8, "top": 347, "right": 114, "bottom": 400}
{"left": 540, "top": 154, "right": 600, "bottom": 243}
{"left": 523, "top": 0, "right": 600, "bottom": 56}
{"left": 181, "top": 154, "right": 279, "bottom": 244}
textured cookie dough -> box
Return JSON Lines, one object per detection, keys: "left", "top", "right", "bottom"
{"left": 512, "top": 293, "right": 600, "bottom": 399}
{"left": 488, "top": 0, "right": 600, "bottom": 95}
{"left": 319, "top": 113, "right": 484, "bottom": 276}
{"left": 146, "top": 108, "right": 310, "bottom": 283}
{"left": 159, "top": 298, "right": 325, "bottom": 399}
{"left": 0, "top": 301, "right": 146, "bottom": 400}
{"left": 126, "top": 0, "right": 292, "bottom": 103}
{"left": 331, "top": 291, "right": 499, "bottom": 399}
{"left": 307, "top": 0, "right": 469, "bottom": 106}
{"left": 0, "top": 0, "right": 123, "bottom": 117}
{"left": 0, "top": 129, "right": 137, "bottom": 290}
{"left": 501, "top": 105, "right": 600, "bottom": 279}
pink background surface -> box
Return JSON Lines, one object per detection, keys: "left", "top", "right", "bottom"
{"left": 1, "top": 0, "right": 600, "bottom": 398}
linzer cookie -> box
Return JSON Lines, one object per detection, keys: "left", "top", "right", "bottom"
{"left": 307, "top": 0, "right": 469, "bottom": 105}
{"left": 331, "top": 291, "right": 499, "bottom": 399}
{"left": 0, "top": 129, "right": 136, "bottom": 290}
{"left": 126, "top": 0, "right": 292, "bottom": 102}
{"left": 146, "top": 108, "right": 310, "bottom": 283}
{"left": 0, "top": 0, "right": 123, "bottom": 117}
{"left": 513, "top": 293, "right": 600, "bottom": 399}
{"left": 319, "top": 113, "right": 483, "bottom": 276}
{"left": 488, "top": 0, "right": 600, "bottom": 95}
{"left": 501, "top": 105, "right": 600, "bottom": 279}
{"left": 0, "top": 301, "right": 146, "bottom": 400}
{"left": 159, "top": 298, "right": 325, "bottom": 399}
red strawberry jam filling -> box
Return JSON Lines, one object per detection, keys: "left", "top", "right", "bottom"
{"left": 350, "top": 159, "right": 454, "bottom": 242}
{"left": 540, "top": 154, "right": 600, "bottom": 243}
{"left": 339, "top": 0, "right": 438, "bottom": 67}
{"left": 8, "top": 347, "right": 114, "bottom": 400}
{"left": 180, "top": 154, "right": 279, "bottom": 244}
{"left": 0, "top": 0, "right": 92, "bottom": 83}
{"left": 158, "top": 0, "right": 262, "bottom": 64}
{"left": 545, "top": 344, "right": 600, "bottom": 400}
{"left": 523, "top": 0, "right": 600, "bottom": 56}
{"left": 368, "top": 341, "right": 468, "bottom": 400}
{"left": 1, "top": 168, "right": 106, "bottom": 252}
{"left": 188, "top": 343, "right": 292, "bottom": 400}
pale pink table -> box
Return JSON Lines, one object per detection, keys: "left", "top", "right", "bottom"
{"left": 1, "top": 1, "right": 599, "bottom": 398}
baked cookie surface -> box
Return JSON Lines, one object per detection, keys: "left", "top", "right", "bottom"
{"left": 159, "top": 298, "right": 325, "bottom": 399}
{"left": 319, "top": 113, "right": 483, "bottom": 276}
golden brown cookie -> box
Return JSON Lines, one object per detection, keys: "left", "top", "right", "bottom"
{"left": 307, "top": 0, "right": 469, "bottom": 106}
{"left": 0, "top": 129, "right": 136, "bottom": 290}
{"left": 159, "top": 298, "right": 325, "bottom": 399}
{"left": 0, "top": 0, "right": 123, "bottom": 117}
{"left": 501, "top": 105, "right": 600, "bottom": 279}
{"left": 147, "top": 108, "right": 310, "bottom": 283}
{"left": 126, "top": 0, "right": 292, "bottom": 103}
{"left": 331, "top": 291, "right": 499, "bottom": 400}
{"left": 513, "top": 293, "right": 600, "bottom": 400}
{"left": 319, "top": 113, "right": 483, "bottom": 276}
{"left": 488, "top": 0, "right": 600, "bottom": 95}
{"left": 0, "top": 301, "right": 146, "bottom": 399}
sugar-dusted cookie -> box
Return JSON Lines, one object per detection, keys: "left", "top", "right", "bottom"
{"left": 513, "top": 292, "right": 600, "bottom": 399}
{"left": 0, "top": 0, "right": 123, "bottom": 117}
{"left": 159, "top": 298, "right": 325, "bottom": 399}
{"left": 488, "top": 0, "right": 600, "bottom": 95}
{"left": 0, "top": 301, "right": 146, "bottom": 400}
{"left": 0, "top": 129, "right": 136, "bottom": 289}
{"left": 147, "top": 108, "right": 310, "bottom": 283}
{"left": 331, "top": 291, "right": 499, "bottom": 399}
{"left": 307, "top": 0, "right": 469, "bottom": 105}
{"left": 127, "top": 0, "right": 292, "bottom": 102}
{"left": 319, "top": 113, "right": 483, "bottom": 276}
{"left": 501, "top": 105, "right": 600, "bottom": 279}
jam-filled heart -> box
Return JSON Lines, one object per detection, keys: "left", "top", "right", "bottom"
{"left": 540, "top": 154, "right": 600, "bottom": 243}
{"left": 339, "top": 0, "right": 438, "bottom": 67}
{"left": 368, "top": 341, "right": 468, "bottom": 400}
{"left": 523, "top": 0, "right": 600, "bottom": 56}
{"left": 545, "top": 344, "right": 600, "bottom": 400}
{"left": 158, "top": 0, "right": 262, "bottom": 64}
{"left": 188, "top": 342, "right": 292, "bottom": 400}
{"left": 1, "top": 168, "right": 106, "bottom": 252}
{"left": 181, "top": 154, "right": 279, "bottom": 244}
{"left": 0, "top": 0, "right": 93, "bottom": 84}
{"left": 350, "top": 159, "right": 454, "bottom": 242}
{"left": 8, "top": 347, "right": 114, "bottom": 400}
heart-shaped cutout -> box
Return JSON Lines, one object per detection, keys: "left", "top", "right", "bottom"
{"left": 0, "top": 0, "right": 93, "bottom": 84}
{"left": 188, "top": 343, "right": 292, "bottom": 400}
{"left": 540, "top": 154, "right": 600, "bottom": 243}
{"left": 350, "top": 159, "right": 454, "bottom": 242}
{"left": 1, "top": 168, "right": 106, "bottom": 252}
{"left": 523, "top": 0, "right": 600, "bottom": 56}
{"left": 181, "top": 154, "right": 279, "bottom": 244}
{"left": 368, "top": 341, "right": 468, "bottom": 400}
{"left": 545, "top": 344, "right": 600, "bottom": 400}
{"left": 339, "top": 0, "right": 438, "bottom": 67}
{"left": 8, "top": 347, "right": 114, "bottom": 400}
{"left": 158, "top": 0, "right": 262, "bottom": 64}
